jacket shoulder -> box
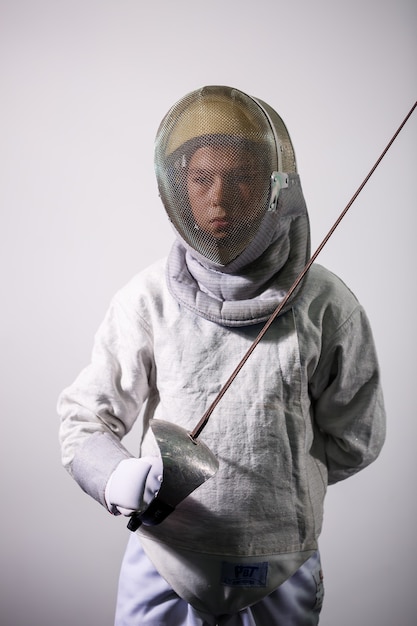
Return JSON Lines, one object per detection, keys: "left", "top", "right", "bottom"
{"left": 295, "top": 263, "right": 365, "bottom": 346}
{"left": 113, "top": 257, "right": 168, "bottom": 307}
{"left": 301, "top": 263, "right": 359, "bottom": 311}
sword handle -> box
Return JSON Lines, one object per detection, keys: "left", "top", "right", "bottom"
{"left": 127, "top": 497, "right": 175, "bottom": 531}
{"left": 127, "top": 512, "right": 143, "bottom": 532}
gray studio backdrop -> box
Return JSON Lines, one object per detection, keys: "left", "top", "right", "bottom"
{"left": 1, "top": 1, "right": 416, "bottom": 625}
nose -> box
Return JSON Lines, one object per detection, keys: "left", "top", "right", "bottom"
{"left": 210, "top": 174, "right": 229, "bottom": 207}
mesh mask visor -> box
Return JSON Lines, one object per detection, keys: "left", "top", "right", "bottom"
{"left": 155, "top": 86, "right": 279, "bottom": 266}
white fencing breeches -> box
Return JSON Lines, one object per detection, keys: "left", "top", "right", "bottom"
{"left": 114, "top": 534, "right": 324, "bottom": 626}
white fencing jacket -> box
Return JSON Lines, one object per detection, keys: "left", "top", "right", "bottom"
{"left": 59, "top": 174, "right": 385, "bottom": 612}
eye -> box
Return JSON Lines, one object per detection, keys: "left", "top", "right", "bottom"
{"left": 189, "top": 171, "right": 214, "bottom": 186}
{"left": 228, "top": 170, "right": 252, "bottom": 186}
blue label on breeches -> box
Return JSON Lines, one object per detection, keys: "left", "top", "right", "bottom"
{"left": 220, "top": 561, "right": 268, "bottom": 587}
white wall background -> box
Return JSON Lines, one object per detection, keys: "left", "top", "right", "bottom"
{"left": 1, "top": 1, "right": 416, "bottom": 624}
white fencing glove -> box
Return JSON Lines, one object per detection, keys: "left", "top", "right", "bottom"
{"left": 105, "top": 456, "right": 163, "bottom": 517}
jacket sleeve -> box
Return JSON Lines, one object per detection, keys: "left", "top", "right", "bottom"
{"left": 58, "top": 292, "right": 156, "bottom": 508}
{"left": 309, "top": 305, "right": 386, "bottom": 485}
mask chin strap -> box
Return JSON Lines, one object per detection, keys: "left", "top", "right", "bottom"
{"left": 268, "top": 171, "right": 289, "bottom": 212}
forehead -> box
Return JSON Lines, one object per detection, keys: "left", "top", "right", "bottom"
{"left": 188, "top": 145, "right": 255, "bottom": 171}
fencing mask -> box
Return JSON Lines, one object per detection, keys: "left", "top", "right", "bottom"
{"left": 154, "top": 85, "right": 297, "bottom": 266}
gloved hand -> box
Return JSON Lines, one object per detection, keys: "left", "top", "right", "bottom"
{"left": 105, "top": 456, "right": 163, "bottom": 517}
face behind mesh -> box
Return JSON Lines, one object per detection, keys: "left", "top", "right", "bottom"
{"left": 155, "top": 86, "right": 278, "bottom": 265}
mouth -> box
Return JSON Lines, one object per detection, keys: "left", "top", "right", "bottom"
{"left": 207, "top": 218, "right": 233, "bottom": 239}
{"left": 210, "top": 217, "right": 231, "bottom": 228}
